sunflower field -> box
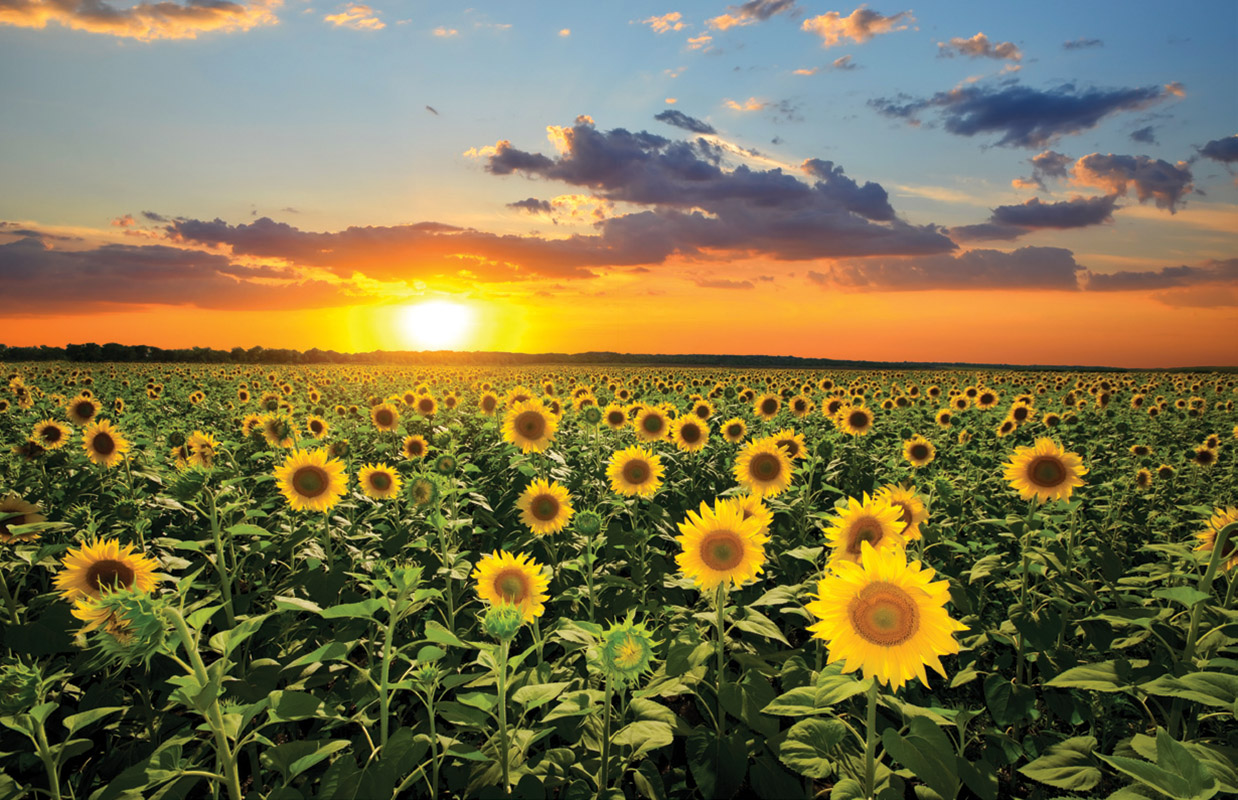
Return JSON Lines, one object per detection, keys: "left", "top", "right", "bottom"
{"left": 1, "top": 364, "right": 1236, "bottom": 800}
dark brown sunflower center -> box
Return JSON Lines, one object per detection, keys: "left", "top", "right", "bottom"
{"left": 75, "top": 402, "right": 95, "bottom": 418}
{"left": 375, "top": 409, "right": 394, "bottom": 426}
{"left": 680, "top": 423, "right": 702, "bottom": 444}
{"left": 849, "top": 411, "right": 868, "bottom": 428}
{"left": 41, "top": 426, "right": 62, "bottom": 443}
{"left": 848, "top": 582, "right": 920, "bottom": 646}
{"left": 642, "top": 415, "right": 664, "bottom": 434}
{"left": 695, "top": 406, "right": 710, "bottom": 419}
{"left": 369, "top": 472, "right": 392, "bottom": 491}
{"left": 531, "top": 495, "right": 559, "bottom": 521}
{"left": 418, "top": 399, "right": 433, "bottom": 413}
{"left": 699, "top": 530, "right": 745, "bottom": 571}
{"left": 87, "top": 559, "right": 135, "bottom": 592}
{"left": 608, "top": 411, "right": 625, "bottom": 426}
{"left": 92, "top": 433, "right": 116, "bottom": 456}
{"left": 515, "top": 410, "right": 546, "bottom": 439}
{"left": 750, "top": 453, "right": 782, "bottom": 481}
{"left": 482, "top": 397, "right": 497, "bottom": 411}
{"left": 727, "top": 424, "right": 742, "bottom": 437}
{"left": 846, "top": 518, "right": 886, "bottom": 554}
{"left": 1013, "top": 407, "right": 1029, "bottom": 421}
{"left": 980, "top": 393, "right": 995, "bottom": 405}
{"left": 1028, "top": 457, "right": 1066, "bottom": 487}
{"left": 622, "top": 460, "right": 650, "bottom": 485}
{"left": 406, "top": 440, "right": 424, "bottom": 456}
{"left": 778, "top": 439, "right": 799, "bottom": 458}
{"left": 761, "top": 399, "right": 777, "bottom": 415}
{"left": 292, "top": 466, "right": 329, "bottom": 498}
{"left": 494, "top": 569, "right": 529, "bottom": 602}
{"left": 311, "top": 421, "right": 324, "bottom": 433}
{"left": 1195, "top": 450, "right": 1215, "bottom": 465}
{"left": 910, "top": 444, "right": 929, "bottom": 461}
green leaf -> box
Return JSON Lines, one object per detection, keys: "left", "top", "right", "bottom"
{"left": 225, "top": 523, "right": 272, "bottom": 538}
{"left": 416, "top": 645, "right": 446, "bottom": 663}
{"left": 983, "top": 674, "right": 1038, "bottom": 727}
{"left": 830, "top": 778, "right": 865, "bottom": 800}
{"left": 613, "top": 720, "right": 673, "bottom": 758}
{"left": 319, "top": 598, "right": 386, "bottom": 620}
{"left": 1140, "top": 672, "right": 1238, "bottom": 708}
{"left": 1098, "top": 728, "right": 1217, "bottom": 800}
{"left": 778, "top": 718, "right": 846, "bottom": 779}
{"left": 881, "top": 716, "right": 960, "bottom": 800}
{"left": 734, "top": 609, "right": 791, "bottom": 646}
{"left": 269, "top": 691, "right": 323, "bottom": 721}
{"left": 762, "top": 686, "right": 819, "bottom": 717}
{"left": 1018, "top": 736, "right": 1101, "bottom": 791}
{"left": 512, "top": 682, "right": 572, "bottom": 710}
{"left": 290, "top": 640, "right": 357, "bottom": 667}
{"left": 1153, "top": 587, "right": 1213, "bottom": 608}
{"left": 273, "top": 595, "right": 323, "bottom": 614}
{"left": 288, "top": 739, "right": 351, "bottom": 779}
{"left": 424, "top": 619, "right": 467, "bottom": 648}
{"left": 1047, "top": 660, "right": 1146, "bottom": 692}
{"left": 632, "top": 759, "right": 666, "bottom": 800}
{"left": 62, "top": 706, "right": 126, "bottom": 736}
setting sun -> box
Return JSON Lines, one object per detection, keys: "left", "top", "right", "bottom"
{"left": 399, "top": 300, "right": 475, "bottom": 350}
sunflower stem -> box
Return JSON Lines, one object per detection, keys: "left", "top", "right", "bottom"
{"left": 207, "top": 489, "right": 236, "bottom": 629}
{"left": 597, "top": 674, "right": 614, "bottom": 799}
{"left": 863, "top": 679, "right": 879, "bottom": 800}
{"left": 1224, "top": 572, "right": 1237, "bottom": 609}
{"left": 321, "top": 510, "right": 334, "bottom": 570}
{"left": 0, "top": 567, "right": 19, "bottom": 624}
{"left": 1182, "top": 521, "right": 1236, "bottom": 663}
{"left": 496, "top": 639, "right": 512, "bottom": 796}
{"left": 31, "top": 716, "right": 63, "bottom": 800}
{"left": 1015, "top": 499, "right": 1037, "bottom": 686}
{"left": 585, "top": 526, "right": 597, "bottom": 623}
{"left": 378, "top": 590, "right": 401, "bottom": 751}
{"left": 714, "top": 582, "right": 728, "bottom": 748}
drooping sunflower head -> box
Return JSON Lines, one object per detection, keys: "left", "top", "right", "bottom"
{"left": 307, "top": 415, "right": 329, "bottom": 440}
{"left": 823, "top": 494, "right": 907, "bottom": 565}
{"left": 902, "top": 435, "right": 936, "bottom": 468}
{"left": 1135, "top": 468, "right": 1153, "bottom": 490}
{"left": 273, "top": 449, "right": 349, "bottom": 512}
{"left": 805, "top": 541, "right": 966, "bottom": 691}
{"left": 1002, "top": 438, "right": 1087, "bottom": 504}
{"left": 472, "top": 550, "right": 550, "bottom": 622}
{"left": 1191, "top": 445, "right": 1218, "bottom": 468}
{"left": 733, "top": 438, "right": 793, "bottom": 498}
{"left": 597, "top": 615, "right": 658, "bottom": 685}
{"left": 31, "top": 419, "right": 71, "bottom": 450}
{"left": 771, "top": 428, "right": 807, "bottom": 461}
{"left": 0, "top": 494, "right": 47, "bottom": 544}
{"left": 261, "top": 413, "right": 295, "bottom": 448}
{"left": 53, "top": 539, "right": 160, "bottom": 602}
{"left": 1193, "top": 507, "right": 1238, "bottom": 572}
{"left": 502, "top": 399, "right": 559, "bottom": 453}
{"left": 187, "top": 431, "right": 219, "bottom": 469}
{"left": 874, "top": 485, "right": 928, "bottom": 542}
{"left": 606, "top": 445, "right": 665, "bottom": 498}
{"left": 82, "top": 419, "right": 131, "bottom": 468}
{"left": 672, "top": 417, "right": 709, "bottom": 452}
{"left": 675, "top": 497, "right": 769, "bottom": 591}
{"left": 517, "top": 478, "right": 575, "bottom": 536}
{"left": 359, "top": 462, "right": 403, "bottom": 500}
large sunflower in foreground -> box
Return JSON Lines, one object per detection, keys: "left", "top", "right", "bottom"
{"left": 274, "top": 449, "right": 349, "bottom": 512}
{"left": 31, "top": 419, "right": 71, "bottom": 450}
{"left": 607, "top": 445, "right": 665, "bottom": 497}
{"left": 733, "top": 438, "right": 793, "bottom": 498}
{"left": 807, "top": 541, "right": 966, "bottom": 690}
{"left": 1003, "top": 438, "right": 1087, "bottom": 503}
{"left": 472, "top": 550, "right": 550, "bottom": 622}
{"left": 82, "top": 419, "right": 131, "bottom": 468}
{"left": 502, "top": 399, "right": 558, "bottom": 453}
{"left": 1194, "top": 507, "right": 1238, "bottom": 572}
{"left": 358, "top": 462, "right": 402, "bottom": 500}
{"left": 0, "top": 494, "right": 47, "bottom": 544}
{"left": 675, "top": 498, "right": 769, "bottom": 591}
{"left": 823, "top": 494, "right": 907, "bottom": 565}
{"left": 54, "top": 539, "right": 160, "bottom": 602}
{"left": 517, "top": 479, "right": 575, "bottom": 536}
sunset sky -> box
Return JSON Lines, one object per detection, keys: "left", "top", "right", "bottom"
{"left": 1, "top": 0, "right": 1236, "bottom": 367}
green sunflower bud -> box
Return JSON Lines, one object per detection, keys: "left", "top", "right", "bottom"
{"left": 433, "top": 454, "right": 457, "bottom": 476}
{"left": 168, "top": 430, "right": 186, "bottom": 447}
{"left": 0, "top": 661, "right": 41, "bottom": 715}
{"left": 596, "top": 615, "right": 657, "bottom": 686}
{"left": 482, "top": 603, "right": 524, "bottom": 642}
{"left": 581, "top": 406, "right": 603, "bottom": 426}
{"left": 574, "top": 510, "right": 603, "bottom": 537}
{"left": 90, "top": 589, "right": 170, "bottom": 667}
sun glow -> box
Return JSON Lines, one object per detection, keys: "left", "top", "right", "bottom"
{"left": 399, "top": 300, "right": 475, "bottom": 350}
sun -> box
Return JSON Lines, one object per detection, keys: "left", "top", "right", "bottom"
{"left": 400, "top": 300, "right": 475, "bottom": 350}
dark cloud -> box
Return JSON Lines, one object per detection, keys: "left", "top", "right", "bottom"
{"left": 1129, "top": 126, "right": 1157, "bottom": 145}
{"left": 1063, "top": 37, "right": 1103, "bottom": 50}
{"left": 937, "top": 32, "right": 1022, "bottom": 61}
{"left": 695, "top": 278, "right": 755, "bottom": 289}
{"left": 654, "top": 109, "right": 717, "bottom": 135}
{"left": 1084, "top": 258, "right": 1238, "bottom": 291}
{"left": 141, "top": 210, "right": 168, "bottom": 222}
{"left": 951, "top": 195, "right": 1119, "bottom": 241}
{"left": 1013, "top": 149, "right": 1073, "bottom": 189}
{"left": 1072, "top": 153, "right": 1194, "bottom": 212}
{"left": 507, "top": 197, "right": 553, "bottom": 214}
{"left": 1199, "top": 135, "right": 1238, "bottom": 164}
{"left": 0, "top": 236, "right": 347, "bottom": 314}
{"left": 0, "top": 223, "right": 81, "bottom": 242}
{"left": 870, "top": 81, "right": 1180, "bottom": 149}
{"left": 481, "top": 118, "right": 951, "bottom": 261}
{"left": 707, "top": 0, "right": 799, "bottom": 30}
{"left": 820, "top": 246, "right": 1084, "bottom": 290}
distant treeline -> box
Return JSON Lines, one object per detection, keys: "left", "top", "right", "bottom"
{"left": 0, "top": 342, "right": 1231, "bottom": 372}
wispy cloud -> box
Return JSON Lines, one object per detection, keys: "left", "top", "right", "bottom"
{"left": 1063, "top": 37, "right": 1103, "bottom": 50}
{"left": 432, "top": 26, "right": 458, "bottom": 37}
{"left": 937, "top": 32, "right": 1021, "bottom": 62}
{"left": 325, "top": 3, "right": 383, "bottom": 30}
{"left": 724, "top": 97, "right": 768, "bottom": 112}
{"left": 641, "top": 11, "right": 685, "bottom": 34}
{"left": 0, "top": 0, "right": 281, "bottom": 40}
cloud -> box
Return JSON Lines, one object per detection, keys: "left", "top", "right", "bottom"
{"left": 0, "top": 236, "right": 349, "bottom": 313}
{"left": 1072, "top": 153, "right": 1194, "bottom": 212}
{"left": 641, "top": 11, "right": 685, "bottom": 34}
{"left": 1063, "top": 37, "right": 1102, "bottom": 50}
{"left": 507, "top": 198, "right": 553, "bottom": 214}
{"left": 687, "top": 33, "right": 712, "bottom": 49}
{"left": 1199, "top": 135, "right": 1238, "bottom": 164}
{"left": 950, "top": 195, "right": 1119, "bottom": 241}
{"left": 707, "top": 0, "right": 798, "bottom": 30}
{"left": 141, "top": 210, "right": 169, "bottom": 222}
{"left": 1084, "top": 258, "right": 1238, "bottom": 292}
{"left": 654, "top": 109, "right": 717, "bottom": 134}
{"left": 111, "top": 214, "right": 136, "bottom": 228}
{"left": 432, "top": 25, "right": 457, "bottom": 37}
{"left": 793, "top": 66, "right": 819, "bottom": 75}
{"left": 325, "top": 3, "right": 381, "bottom": 30}
{"left": 821, "top": 246, "right": 1084, "bottom": 290}
{"left": 832, "top": 54, "right": 856, "bottom": 70}
{"left": 800, "top": 159, "right": 896, "bottom": 221}
{"left": 1152, "top": 285, "right": 1238, "bottom": 307}
{"left": 695, "top": 277, "right": 755, "bottom": 289}
{"left": 1129, "top": 125, "right": 1157, "bottom": 145}
{"left": 937, "top": 32, "right": 1021, "bottom": 61}
{"left": 871, "top": 81, "right": 1182, "bottom": 149}
{"left": 801, "top": 6, "right": 913, "bottom": 47}
{"left": 0, "top": 0, "right": 280, "bottom": 40}
{"left": 558, "top": 28, "right": 570, "bottom": 36}
{"left": 724, "top": 97, "right": 768, "bottom": 111}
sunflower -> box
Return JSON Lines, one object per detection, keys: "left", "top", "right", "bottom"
{"left": 0, "top": 494, "right": 47, "bottom": 544}
{"left": 261, "top": 413, "right": 296, "bottom": 448}
{"left": 273, "top": 449, "right": 348, "bottom": 512}
{"left": 935, "top": 409, "right": 953, "bottom": 428}
{"left": 734, "top": 438, "right": 793, "bottom": 498}
{"left": 996, "top": 418, "right": 1017, "bottom": 438}
{"left": 721, "top": 417, "right": 748, "bottom": 444}
{"left": 502, "top": 399, "right": 558, "bottom": 453}
{"left": 675, "top": 498, "right": 769, "bottom": 591}
{"left": 805, "top": 541, "right": 966, "bottom": 690}
{"left": 1135, "top": 468, "right": 1153, "bottom": 490}
{"left": 1191, "top": 445, "right": 1218, "bottom": 468}
{"left": 902, "top": 435, "right": 936, "bottom": 468}
{"left": 823, "top": 494, "right": 907, "bottom": 565}
{"left": 358, "top": 462, "right": 402, "bottom": 500}
{"left": 1193, "top": 507, "right": 1238, "bottom": 571}
{"left": 771, "top": 428, "right": 807, "bottom": 461}
{"left": 607, "top": 445, "right": 664, "bottom": 497}
{"left": 415, "top": 395, "right": 438, "bottom": 417}
{"left": 1008, "top": 402, "right": 1035, "bottom": 425}
{"left": 836, "top": 405, "right": 874, "bottom": 436}
{"left": 790, "top": 395, "right": 814, "bottom": 418}
{"left": 472, "top": 550, "right": 550, "bottom": 622}
{"left": 66, "top": 395, "right": 101, "bottom": 426}
{"left": 633, "top": 405, "right": 671, "bottom": 442}
{"left": 307, "top": 415, "right": 330, "bottom": 440}
{"left": 479, "top": 392, "right": 500, "bottom": 416}
{"left": 187, "top": 431, "right": 219, "bottom": 469}
{"left": 516, "top": 479, "right": 575, "bottom": 536}
{"left": 975, "top": 390, "right": 999, "bottom": 410}
{"left": 371, "top": 403, "right": 401, "bottom": 432}
{"left": 1003, "top": 438, "right": 1088, "bottom": 503}
{"left": 82, "top": 419, "right": 130, "bottom": 468}
{"left": 875, "top": 485, "right": 928, "bottom": 542}
{"left": 31, "top": 419, "right": 71, "bottom": 450}
{"left": 402, "top": 434, "right": 428, "bottom": 460}
{"left": 603, "top": 403, "right": 628, "bottom": 430}
{"left": 733, "top": 493, "right": 773, "bottom": 537}
{"left": 754, "top": 394, "right": 781, "bottom": 421}
{"left": 691, "top": 400, "right": 715, "bottom": 421}
{"left": 671, "top": 417, "right": 709, "bottom": 453}
{"left": 1156, "top": 463, "right": 1175, "bottom": 480}
{"left": 53, "top": 539, "right": 160, "bottom": 602}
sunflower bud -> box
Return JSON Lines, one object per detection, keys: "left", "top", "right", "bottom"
{"left": 0, "top": 661, "right": 41, "bottom": 715}
{"left": 433, "top": 454, "right": 457, "bottom": 476}
{"left": 574, "top": 510, "right": 603, "bottom": 537}
{"left": 433, "top": 431, "right": 453, "bottom": 449}
{"left": 596, "top": 615, "right": 657, "bottom": 686}
{"left": 408, "top": 476, "right": 442, "bottom": 509}
{"left": 85, "top": 589, "right": 171, "bottom": 667}
{"left": 482, "top": 603, "right": 524, "bottom": 642}
{"left": 168, "top": 430, "right": 186, "bottom": 447}
{"left": 581, "top": 406, "right": 603, "bottom": 426}
{"left": 413, "top": 663, "right": 442, "bottom": 691}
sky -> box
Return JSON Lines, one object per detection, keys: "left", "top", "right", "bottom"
{"left": 1, "top": 0, "right": 1236, "bottom": 367}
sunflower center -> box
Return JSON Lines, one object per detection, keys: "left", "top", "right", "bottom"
{"left": 750, "top": 453, "right": 781, "bottom": 481}
{"left": 622, "top": 460, "right": 650, "bottom": 485}
{"left": 910, "top": 444, "right": 929, "bottom": 461}
{"left": 376, "top": 409, "right": 394, "bottom": 426}
{"left": 727, "top": 424, "right": 742, "bottom": 437}
{"left": 311, "top": 421, "right": 323, "bottom": 433}
{"left": 778, "top": 439, "right": 799, "bottom": 458}
{"left": 681, "top": 423, "right": 701, "bottom": 444}
{"left": 43, "top": 427, "right": 62, "bottom": 443}
{"left": 92, "top": 433, "right": 116, "bottom": 456}
{"left": 494, "top": 569, "right": 529, "bottom": 603}
{"left": 75, "top": 402, "right": 94, "bottom": 418}
{"left": 699, "top": 530, "right": 745, "bottom": 571}
{"left": 482, "top": 396, "right": 497, "bottom": 411}
{"left": 695, "top": 406, "right": 710, "bottom": 420}
{"left": 1028, "top": 457, "right": 1066, "bottom": 487}
{"left": 292, "top": 466, "right": 329, "bottom": 497}
{"left": 516, "top": 410, "right": 546, "bottom": 439}
{"left": 531, "top": 495, "right": 560, "bottom": 521}
{"left": 608, "top": 411, "right": 625, "bottom": 426}
{"left": 846, "top": 518, "right": 886, "bottom": 554}
{"left": 614, "top": 635, "right": 645, "bottom": 669}
{"left": 761, "top": 399, "right": 777, "bottom": 415}
{"left": 419, "top": 400, "right": 433, "bottom": 413}
{"left": 642, "top": 415, "right": 664, "bottom": 434}
{"left": 370, "top": 472, "right": 392, "bottom": 491}
{"left": 1013, "top": 407, "right": 1029, "bottom": 421}
{"left": 848, "top": 581, "right": 921, "bottom": 646}
{"left": 849, "top": 411, "right": 868, "bottom": 428}
{"left": 87, "top": 559, "right": 136, "bottom": 592}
